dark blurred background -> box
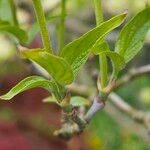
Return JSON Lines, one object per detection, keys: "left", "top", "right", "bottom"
{"left": 0, "top": 0, "right": 150, "bottom": 150}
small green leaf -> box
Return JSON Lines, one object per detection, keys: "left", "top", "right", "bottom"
{"left": 60, "top": 12, "right": 127, "bottom": 77}
{"left": 70, "top": 96, "right": 90, "bottom": 107}
{"left": 95, "top": 50, "right": 125, "bottom": 74}
{"left": 115, "top": 7, "right": 150, "bottom": 63}
{"left": 0, "top": 22, "right": 28, "bottom": 44}
{"left": 92, "top": 41, "right": 110, "bottom": 54}
{"left": 0, "top": 76, "right": 55, "bottom": 100}
{"left": 21, "top": 48, "right": 74, "bottom": 85}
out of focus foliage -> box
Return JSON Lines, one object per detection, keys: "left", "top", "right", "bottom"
{"left": 89, "top": 111, "right": 147, "bottom": 150}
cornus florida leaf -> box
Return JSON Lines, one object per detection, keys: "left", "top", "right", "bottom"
{"left": 70, "top": 96, "right": 90, "bottom": 107}
{"left": 60, "top": 12, "right": 127, "bottom": 77}
{"left": 115, "top": 7, "right": 150, "bottom": 63}
{"left": 94, "top": 50, "right": 125, "bottom": 74}
{"left": 0, "top": 76, "right": 55, "bottom": 100}
{"left": 0, "top": 22, "right": 28, "bottom": 44}
{"left": 21, "top": 48, "right": 74, "bottom": 85}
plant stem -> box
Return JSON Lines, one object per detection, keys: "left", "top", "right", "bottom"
{"left": 10, "top": 0, "right": 18, "bottom": 26}
{"left": 32, "top": 0, "right": 53, "bottom": 53}
{"left": 94, "top": 0, "right": 103, "bottom": 25}
{"left": 94, "top": 0, "right": 108, "bottom": 88}
{"left": 100, "top": 54, "right": 107, "bottom": 88}
{"left": 59, "top": 0, "right": 66, "bottom": 53}
{"left": 85, "top": 96, "right": 105, "bottom": 122}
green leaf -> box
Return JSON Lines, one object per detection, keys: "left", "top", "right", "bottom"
{"left": 92, "top": 41, "right": 110, "bottom": 54}
{"left": 60, "top": 12, "right": 127, "bottom": 77}
{"left": 70, "top": 96, "right": 90, "bottom": 107}
{"left": 0, "top": 76, "right": 55, "bottom": 100}
{"left": 0, "top": 22, "right": 28, "bottom": 44}
{"left": 21, "top": 48, "right": 74, "bottom": 85}
{"left": 95, "top": 50, "right": 125, "bottom": 74}
{"left": 115, "top": 7, "right": 150, "bottom": 63}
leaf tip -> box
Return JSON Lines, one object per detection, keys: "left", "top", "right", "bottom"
{"left": 0, "top": 95, "right": 10, "bottom": 101}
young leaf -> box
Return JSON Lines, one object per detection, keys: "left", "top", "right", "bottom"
{"left": 21, "top": 48, "right": 74, "bottom": 85}
{"left": 60, "top": 12, "right": 127, "bottom": 77}
{"left": 94, "top": 50, "right": 125, "bottom": 74}
{"left": 92, "top": 41, "right": 110, "bottom": 54}
{"left": 0, "top": 23, "right": 28, "bottom": 44}
{"left": 115, "top": 7, "right": 150, "bottom": 63}
{"left": 70, "top": 96, "right": 90, "bottom": 107}
{"left": 0, "top": 76, "right": 55, "bottom": 100}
